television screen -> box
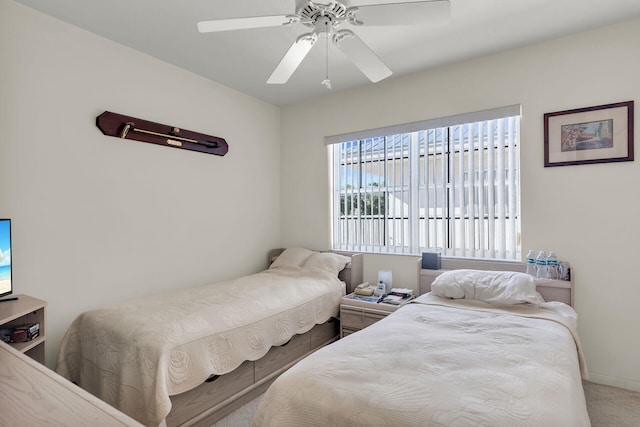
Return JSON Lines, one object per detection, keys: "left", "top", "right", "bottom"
{"left": 0, "top": 219, "right": 11, "bottom": 298}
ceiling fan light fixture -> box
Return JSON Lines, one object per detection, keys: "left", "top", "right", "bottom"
{"left": 298, "top": 1, "right": 347, "bottom": 27}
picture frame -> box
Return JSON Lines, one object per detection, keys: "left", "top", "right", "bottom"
{"left": 544, "top": 101, "right": 634, "bottom": 167}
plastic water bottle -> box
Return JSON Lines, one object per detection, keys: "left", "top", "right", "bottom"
{"left": 525, "top": 250, "right": 536, "bottom": 276}
{"left": 547, "top": 252, "right": 559, "bottom": 280}
{"left": 375, "top": 280, "right": 386, "bottom": 298}
{"left": 535, "top": 251, "right": 548, "bottom": 279}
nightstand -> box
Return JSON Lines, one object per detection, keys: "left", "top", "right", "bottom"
{"left": 340, "top": 293, "right": 413, "bottom": 337}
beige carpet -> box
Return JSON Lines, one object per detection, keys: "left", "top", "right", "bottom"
{"left": 213, "top": 381, "right": 640, "bottom": 426}
{"left": 211, "top": 394, "right": 263, "bottom": 427}
{"left": 583, "top": 381, "right": 640, "bottom": 427}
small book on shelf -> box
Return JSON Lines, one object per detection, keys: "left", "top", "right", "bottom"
{"left": 381, "top": 295, "right": 404, "bottom": 304}
{"left": 388, "top": 288, "right": 414, "bottom": 298}
{"left": 381, "top": 294, "right": 414, "bottom": 305}
{"left": 381, "top": 288, "right": 415, "bottom": 305}
{"left": 344, "top": 293, "right": 379, "bottom": 303}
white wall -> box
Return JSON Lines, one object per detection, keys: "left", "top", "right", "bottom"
{"left": 281, "top": 19, "right": 640, "bottom": 390}
{"left": 0, "top": 0, "right": 282, "bottom": 368}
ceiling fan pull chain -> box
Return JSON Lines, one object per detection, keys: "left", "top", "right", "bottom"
{"left": 322, "top": 20, "right": 332, "bottom": 90}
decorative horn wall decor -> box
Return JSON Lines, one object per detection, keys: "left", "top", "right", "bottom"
{"left": 96, "top": 111, "right": 228, "bottom": 156}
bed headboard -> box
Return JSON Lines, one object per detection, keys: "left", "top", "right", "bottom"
{"left": 268, "top": 249, "right": 363, "bottom": 294}
{"left": 418, "top": 258, "right": 574, "bottom": 307}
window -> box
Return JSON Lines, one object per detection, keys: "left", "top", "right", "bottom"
{"left": 330, "top": 106, "right": 521, "bottom": 260}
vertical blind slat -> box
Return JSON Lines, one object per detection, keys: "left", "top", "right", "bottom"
{"left": 424, "top": 131, "right": 431, "bottom": 249}
{"left": 334, "top": 145, "right": 340, "bottom": 249}
{"left": 508, "top": 117, "right": 519, "bottom": 258}
{"left": 410, "top": 132, "right": 420, "bottom": 254}
{"left": 456, "top": 125, "right": 465, "bottom": 257}
{"left": 368, "top": 139, "right": 372, "bottom": 250}
{"left": 496, "top": 119, "right": 506, "bottom": 259}
{"left": 466, "top": 123, "right": 476, "bottom": 258}
{"left": 439, "top": 128, "right": 448, "bottom": 255}
{"left": 389, "top": 135, "right": 394, "bottom": 252}
{"left": 350, "top": 141, "right": 362, "bottom": 251}
{"left": 448, "top": 129, "right": 453, "bottom": 256}
{"left": 487, "top": 121, "right": 496, "bottom": 258}
{"left": 378, "top": 137, "right": 383, "bottom": 251}
{"left": 399, "top": 135, "right": 405, "bottom": 253}
{"left": 477, "top": 121, "right": 486, "bottom": 258}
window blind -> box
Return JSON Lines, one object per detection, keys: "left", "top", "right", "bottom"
{"left": 331, "top": 106, "right": 521, "bottom": 260}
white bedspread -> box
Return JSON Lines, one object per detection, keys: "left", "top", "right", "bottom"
{"left": 253, "top": 293, "right": 591, "bottom": 427}
{"left": 55, "top": 266, "right": 345, "bottom": 426}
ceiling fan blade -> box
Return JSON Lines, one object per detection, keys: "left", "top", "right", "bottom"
{"left": 197, "top": 14, "right": 295, "bottom": 33}
{"left": 267, "top": 33, "right": 318, "bottom": 84}
{"left": 349, "top": 0, "right": 451, "bottom": 26}
{"left": 333, "top": 30, "right": 392, "bottom": 83}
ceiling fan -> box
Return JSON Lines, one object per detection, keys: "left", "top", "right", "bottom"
{"left": 197, "top": 0, "right": 450, "bottom": 86}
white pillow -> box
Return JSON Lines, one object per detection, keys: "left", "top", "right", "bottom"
{"left": 302, "top": 252, "right": 351, "bottom": 275}
{"left": 431, "top": 269, "right": 544, "bottom": 305}
{"left": 269, "top": 248, "right": 315, "bottom": 269}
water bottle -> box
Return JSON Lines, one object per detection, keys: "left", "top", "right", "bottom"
{"left": 375, "top": 280, "right": 386, "bottom": 298}
{"left": 547, "top": 252, "right": 559, "bottom": 280}
{"left": 535, "top": 250, "right": 548, "bottom": 279}
{"left": 525, "top": 250, "right": 536, "bottom": 276}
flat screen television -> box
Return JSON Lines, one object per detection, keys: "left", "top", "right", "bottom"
{"left": 0, "top": 219, "right": 12, "bottom": 298}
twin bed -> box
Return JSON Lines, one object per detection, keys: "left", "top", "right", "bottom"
{"left": 56, "top": 249, "right": 590, "bottom": 426}
{"left": 56, "top": 248, "right": 362, "bottom": 426}
{"left": 254, "top": 268, "right": 590, "bottom": 426}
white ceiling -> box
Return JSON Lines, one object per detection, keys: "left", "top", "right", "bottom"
{"left": 14, "top": 0, "right": 640, "bottom": 106}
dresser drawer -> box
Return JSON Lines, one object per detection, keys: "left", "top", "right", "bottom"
{"left": 310, "top": 318, "right": 339, "bottom": 349}
{"left": 254, "top": 332, "right": 310, "bottom": 381}
{"left": 167, "top": 360, "right": 254, "bottom": 426}
{"left": 340, "top": 306, "right": 389, "bottom": 331}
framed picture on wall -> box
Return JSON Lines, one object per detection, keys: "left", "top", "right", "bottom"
{"left": 544, "top": 101, "right": 634, "bottom": 167}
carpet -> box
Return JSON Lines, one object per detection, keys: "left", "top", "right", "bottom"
{"left": 212, "top": 381, "right": 640, "bottom": 426}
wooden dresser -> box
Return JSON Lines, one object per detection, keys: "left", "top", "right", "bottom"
{"left": 0, "top": 340, "right": 143, "bottom": 426}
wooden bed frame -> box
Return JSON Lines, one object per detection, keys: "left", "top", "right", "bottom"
{"left": 418, "top": 258, "right": 574, "bottom": 306}
{"left": 165, "top": 249, "right": 363, "bottom": 427}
